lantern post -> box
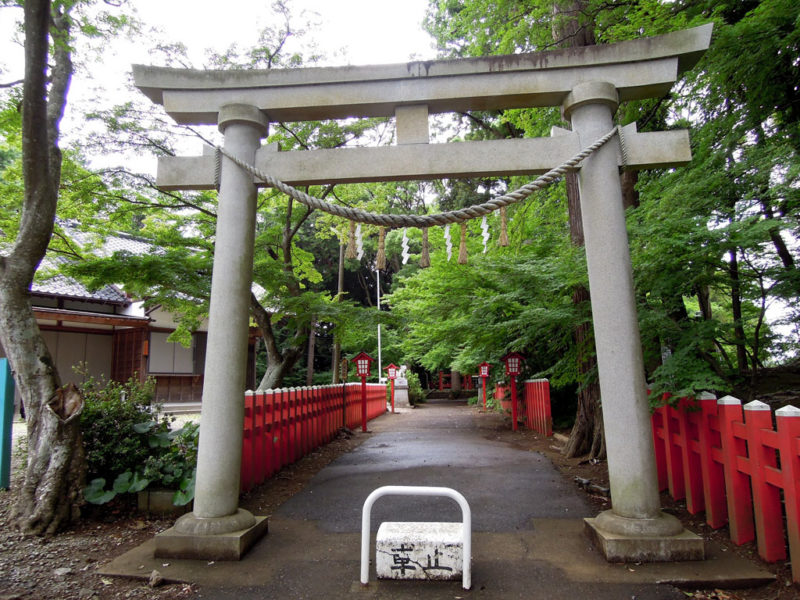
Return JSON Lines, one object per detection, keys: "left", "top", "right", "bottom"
{"left": 352, "top": 352, "right": 374, "bottom": 432}
{"left": 502, "top": 353, "right": 525, "bottom": 431}
{"left": 478, "top": 362, "right": 491, "bottom": 411}
{"left": 385, "top": 364, "right": 398, "bottom": 413}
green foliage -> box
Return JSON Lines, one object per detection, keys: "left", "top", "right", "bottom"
{"left": 80, "top": 376, "right": 198, "bottom": 506}
{"left": 405, "top": 371, "right": 425, "bottom": 405}
{"left": 413, "top": 0, "right": 800, "bottom": 404}
{"left": 79, "top": 375, "right": 159, "bottom": 484}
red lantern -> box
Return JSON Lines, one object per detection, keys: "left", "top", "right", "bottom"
{"left": 478, "top": 361, "right": 491, "bottom": 410}
{"left": 503, "top": 352, "right": 524, "bottom": 376}
{"left": 385, "top": 363, "right": 398, "bottom": 380}
{"left": 385, "top": 363, "right": 398, "bottom": 413}
{"left": 351, "top": 352, "right": 375, "bottom": 431}
{"left": 501, "top": 353, "right": 525, "bottom": 431}
{"left": 352, "top": 351, "right": 374, "bottom": 378}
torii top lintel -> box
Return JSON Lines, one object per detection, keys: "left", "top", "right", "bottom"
{"left": 133, "top": 24, "right": 712, "bottom": 126}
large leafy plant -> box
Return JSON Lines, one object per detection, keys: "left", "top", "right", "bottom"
{"left": 80, "top": 375, "right": 198, "bottom": 506}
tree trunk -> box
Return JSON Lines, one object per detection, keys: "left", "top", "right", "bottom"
{"left": 562, "top": 284, "right": 604, "bottom": 459}
{"left": 250, "top": 292, "right": 306, "bottom": 390}
{"left": 331, "top": 242, "right": 345, "bottom": 384}
{"left": 551, "top": 1, "right": 603, "bottom": 459}
{"left": 562, "top": 171, "right": 604, "bottom": 459}
{"left": 0, "top": 0, "right": 85, "bottom": 535}
{"left": 306, "top": 318, "right": 316, "bottom": 386}
{"left": 728, "top": 248, "right": 748, "bottom": 375}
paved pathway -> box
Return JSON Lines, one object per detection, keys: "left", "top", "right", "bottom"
{"left": 104, "top": 398, "right": 773, "bottom": 599}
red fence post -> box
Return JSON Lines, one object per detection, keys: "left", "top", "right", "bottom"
{"left": 279, "top": 388, "right": 289, "bottom": 470}
{"left": 301, "top": 387, "right": 310, "bottom": 456}
{"left": 253, "top": 390, "right": 265, "bottom": 486}
{"left": 663, "top": 399, "right": 685, "bottom": 501}
{"left": 241, "top": 391, "right": 254, "bottom": 492}
{"left": 776, "top": 405, "right": 800, "bottom": 583}
{"left": 324, "top": 385, "right": 332, "bottom": 443}
{"left": 717, "top": 395, "right": 754, "bottom": 545}
{"left": 284, "top": 388, "right": 293, "bottom": 464}
{"left": 697, "top": 393, "right": 727, "bottom": 529}
{"left": 311, "top": 386, "right": 318, "bottom": 449}
{"left": 541, "top": 380, "right": 552, "bottom": 436}
{"left": 651, "top": 403, "right": 668, "bottom": 491}
{"left": 510, "top": 376, "right": 519, "bottom": 432}
{"left": 265, "top": 389, "right": 277, "bottom": 478}
{"left": 744, "top": 400, "right": 786, "bottom": 563}
{"left": 677, "top": 396, "right": 704, "bottom": 514}
{"left": 344, "top": 383, "right": 352, "bottom": 429}
{"left": 293, "top": 387, "right": 302, "bottom": 461}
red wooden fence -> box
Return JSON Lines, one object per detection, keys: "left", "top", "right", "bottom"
{"left": 438, "top": 371, "right": 476, "bottom": 391}
{"left": 652, "top": 394, "right": 800, "bottom": 582}
{"left": 523, "top": 379, "right": 552, "bottom": 436}
{"left": 492, "top": 380, "right": 552, "bottom": 436}
{"left": 240, "top": 382, "right": 387, "bottom": 492}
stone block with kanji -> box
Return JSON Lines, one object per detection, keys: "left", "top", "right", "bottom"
{"left": 375, "top": 522, "right": 463, "bottom": 581}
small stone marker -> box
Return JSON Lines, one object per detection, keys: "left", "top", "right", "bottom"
{"left": 376, "top": 522, "right": 463, "bottom": 581}
{"left": 393, "top": 377, "right": 410, "bottom": 409}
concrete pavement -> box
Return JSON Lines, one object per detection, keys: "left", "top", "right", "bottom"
{"left": 102, "top": 398, "right": 774, "bottom": 599}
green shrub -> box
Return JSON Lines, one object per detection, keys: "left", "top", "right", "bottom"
{"left": 80, "top": 376, "right": 198, "bottom": 506}
{"left": 80, "top": 376, "right": 161, "bottom": 483}
{"left": 406, "top": 371, "right": 425, "bottom": 405}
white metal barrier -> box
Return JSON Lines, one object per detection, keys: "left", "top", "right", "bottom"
{"left": 360, "top": 485, "right": 472, "bottom": 590}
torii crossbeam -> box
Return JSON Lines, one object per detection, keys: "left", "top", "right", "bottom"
{"left": 134, "top": 24, "right": 713, "bottom": 564}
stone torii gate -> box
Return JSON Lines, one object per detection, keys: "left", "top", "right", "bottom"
{"left": 133, "top": 24, "right": 713, "bottom": 563}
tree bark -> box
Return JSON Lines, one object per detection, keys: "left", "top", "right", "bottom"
{"left": 0, "top": 0, "right": 85, "bottom": 535}
{"left": 331, "top": 241, "right": 345, "bottom": 384}
{"left": 306, "top": 318, "right": 316, "bottom": 386}
{"left": 562, "top": 156, "right": 604, "bottom": 459}
{"left": 250, "top": 292, "right": 305, "bottom": 390}
{"left": 250, "top": 197, "right": 317, "bottom": 390}
{"left": 728, "top": 248, "right": 749, "bottom": 375}
{"left": 552, "top": 1, "right": 604, "bottom": 460}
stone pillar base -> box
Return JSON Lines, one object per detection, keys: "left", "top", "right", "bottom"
{"left": 585, "top": 511, "right": 704, "bottom": 562}
{"left": 154, "top": 514, "right": 269, "bottom": 561}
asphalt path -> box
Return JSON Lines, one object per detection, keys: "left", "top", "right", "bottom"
{"left": 192, "top": 399, "right": 689, "bottom": 599}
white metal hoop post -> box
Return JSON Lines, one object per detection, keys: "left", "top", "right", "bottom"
{"left": 360, "top": 485, "right": 472, "bottom": 590}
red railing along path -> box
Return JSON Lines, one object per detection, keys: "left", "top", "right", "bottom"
{"left": 491, "top": 380, "right": 552, "bottom": 437}
{"left": 523, "top": 379, "right": 552, "bottom": 437}
{"left": 241, "top": 383, "right": 387, "bottom": 493}
{"left": 652, "top": 394, "right": 800, "bottom": 582}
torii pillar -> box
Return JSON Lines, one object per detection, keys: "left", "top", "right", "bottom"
{"left": 154, "top": 105, "right": 270, "bottom": 560}
{"left": 564, "top": 84, "right": 700, "bottom": 559}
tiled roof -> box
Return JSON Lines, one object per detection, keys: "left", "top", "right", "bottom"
{"left": 28, "top": 226, "right": 159, "bottom": 305}
{"left": 31, "top": 273, "right": 129, "bottom": 304}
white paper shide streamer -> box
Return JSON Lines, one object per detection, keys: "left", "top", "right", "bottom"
{"left": 481, "top": 216, "right": 490, "bottom": 254}
{"left": 444, "top": 224, "right": 452, "bottom": 261}
{"left": 401, "top": 228, "right": 410, "bottom": 264}
{"left": 355, "top": 223, "right": 364, "bottom": 260}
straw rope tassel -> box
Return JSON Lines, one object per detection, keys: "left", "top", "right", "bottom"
{"left": 458, "top": 222, "right": 468, "bottom": 264}
{"left": 345, "top": 221, "right": 357, "bottom": 259}
{"left": 376, "top": 227, "right": 386, "bottom": 270}
{"left": 420, "top": 228, "right": 431, "bottom": 268}
{"left": 499, "top": 206, "right": 509, "bottom": 247}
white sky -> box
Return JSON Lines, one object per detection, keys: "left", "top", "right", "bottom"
{"left": 0, "top": 0, "right": 437, "bottom": 165}
{"left": 1, "top": 0, "right": 436, "bottom": 78}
